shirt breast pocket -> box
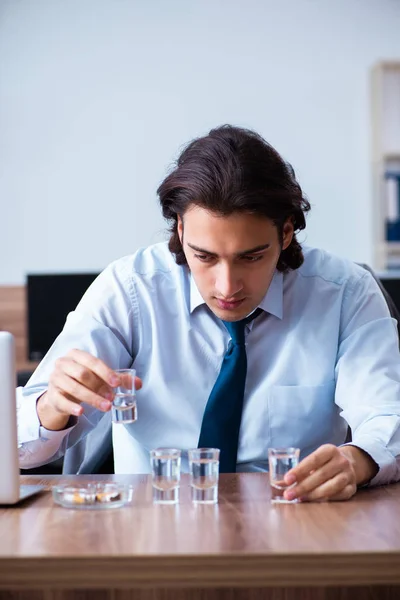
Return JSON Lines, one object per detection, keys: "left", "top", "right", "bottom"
{"left": 267, "top": 380, "right": 345, "bottom": 456}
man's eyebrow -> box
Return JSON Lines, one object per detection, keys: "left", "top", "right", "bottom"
{"left": 237, "top": 244, "right": 271, "bottom": 256}
{"left": 187, "top": 243, "right": 218, "bottom": 256}
{"left": 187, "top": 243, "right": 271, "bottom": 256}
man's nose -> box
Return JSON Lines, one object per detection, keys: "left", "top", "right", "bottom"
{"left": 215, "top": 264, "right": 243, "bottom": 298}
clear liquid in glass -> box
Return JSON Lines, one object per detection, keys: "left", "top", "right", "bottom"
{"left": 269, "top": 452, "right": 298, "bottom": 504}
{"left": 190, "top": 458, "right": 219, "bottom": 503}
{"left": 111, "top": 393, "right": 137, "bottom": 424}
{"left": 151, "top": 454, "right": 181, "bottom": 504}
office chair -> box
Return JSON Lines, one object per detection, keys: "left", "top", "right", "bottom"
{"left": 358, "top": 264, "right": 400, "bottom": 340}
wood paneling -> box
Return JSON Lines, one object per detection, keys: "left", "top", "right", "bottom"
{"left": 0, "top": 286, "right": 38, "bottom": 372}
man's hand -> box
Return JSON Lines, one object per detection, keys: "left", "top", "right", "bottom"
{"left": 282, "top": 444, "right": 378, "bottom": 502}
{"left": 36, "top": 349, "right": 142, "bottom": 431}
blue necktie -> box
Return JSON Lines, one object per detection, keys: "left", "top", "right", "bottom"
{"left": 198, "top": 308, "right": 263, "bottom": 473}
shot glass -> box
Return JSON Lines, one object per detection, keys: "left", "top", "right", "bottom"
{"left": 188, "top": 448, "right": 220, "bottom": 504}
{"left": 111, "top": 368, "right": 137, "bottom": 424}
{"left": 150, "top": 448, "right": 181, "bottom": 504}
{"left": 268, "top": 447, "right": 300, "bottom": 503}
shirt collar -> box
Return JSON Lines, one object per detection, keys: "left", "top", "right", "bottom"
{"left": 190, "top": 274, "right": 206, "bottom": 313}
{"left": 258, "top": 269, "right": 283, "bottom": 320}
{"left": 189, "top": 269, "right": 283, "bottom": 319}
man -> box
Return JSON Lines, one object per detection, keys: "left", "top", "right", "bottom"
{"left": 18, "top": 125, "right": 400, "bottom": 502}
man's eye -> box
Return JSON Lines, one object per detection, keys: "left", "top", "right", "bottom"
{"left": 195, "top": 254, "right": 213, "bottom": 262}
{"left": 242, "top": 255, "right": 263, "bottom": 262}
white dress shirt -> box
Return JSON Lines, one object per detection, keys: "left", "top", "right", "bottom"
{"left": 17, "top": 243, "right": 400, "bottom": 485}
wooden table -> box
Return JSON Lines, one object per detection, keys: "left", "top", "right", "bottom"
{"left": 0, "top": 473, "right": 400, "bottom": 600}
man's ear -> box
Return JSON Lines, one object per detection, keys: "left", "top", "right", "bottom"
{"left": 177, "top": 215, "right": 183, "bottom": 244}
{"left": 282, "top": 218, "right": 294, "bottom": 250}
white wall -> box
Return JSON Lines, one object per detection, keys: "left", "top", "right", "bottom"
{"left": 1, "top": 0, "right": 400, "bottom": 284}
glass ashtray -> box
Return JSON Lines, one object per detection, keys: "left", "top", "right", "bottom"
{"left": 52, "top": 482, "right": 134, "bottom": 510}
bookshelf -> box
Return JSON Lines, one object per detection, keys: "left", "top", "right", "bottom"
{"left": 371, "top": 61, "right": 400, "bottom": 270}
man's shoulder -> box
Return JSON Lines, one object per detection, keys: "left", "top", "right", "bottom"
{"left": 76, "top": 243, "right": 185, "bottom": 314}
{"left": 131, "top": 241, "right": 180, "bottom": 276}
{"left": 106, "top": 242, "right": 182, "bottom": 280}
{"left": 298, "top": 246, "right": 368, "bottom": 288}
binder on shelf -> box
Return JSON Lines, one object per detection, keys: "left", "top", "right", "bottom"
{"left": 385, "top": 171, "right": 400, "bottom": 242}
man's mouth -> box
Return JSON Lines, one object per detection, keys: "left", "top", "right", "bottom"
{"left": 215, "top": 298, "right": 245, "bottom": 310}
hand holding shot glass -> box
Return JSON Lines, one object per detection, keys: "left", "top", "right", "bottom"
{"left": 111, "top": 368, "right": 137, "bottom": 424}
{"left": 268, "top": 447, "right": 300, "bottom": 503}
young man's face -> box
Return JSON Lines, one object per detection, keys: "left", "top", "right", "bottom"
{"left": 178, "top": 206, "right": 294, "bottom": 322}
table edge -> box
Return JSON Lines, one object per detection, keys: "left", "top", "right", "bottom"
{"left": 0, "top": 553, "right": 399, "bottom": 589}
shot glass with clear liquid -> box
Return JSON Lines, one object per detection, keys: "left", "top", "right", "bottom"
{"left": 150, "top": 448, "right": 181, "bottom": 504}
{"left": 188, "top": 448, "right": 220, "bottom": 504}
{"left": 268, "top": 447, "right": 300, "bottom": 503}
{"left": 111, "top": 368, "right": 137, "bottom": 424}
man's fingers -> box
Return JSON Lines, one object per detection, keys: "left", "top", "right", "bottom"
{"left": 55, "top": 357, "right": 114, "bottom": 397}
{"left": 64, "top": 350, "right": 143, "bottom": 391}
{"left": 66, "top": 349, "right": 121, "bottom": 387}
{"left": 284, "top": 444, "right": 337, "bottom": 485}
{"left": 49, "top": 388, "right": 84, "bottom": 417}
{"left": 285, "top": 459, "right": 344, "bottom": 499}
{"left": 298, "top": 472, "right": 355, "bottom": 502}
{"left": 50, "top": 371, "right": 112, "bottom": 412}
{"left": 328, "top": 483, "right": 357, "bottom": 502}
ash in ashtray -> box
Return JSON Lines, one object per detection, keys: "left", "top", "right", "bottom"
{"left": 52, "top": 482, "right": 132, "bottom": 509}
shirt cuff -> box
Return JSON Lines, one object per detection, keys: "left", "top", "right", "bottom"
{"left": 17, "top": 387, "right": 44, "bottom": 444}
{"left": 17, "top": 387, "right": 78, "bottom": 469}
{"left": 342, "top": 436, "right": 399, "bottom": 486}
{"left": 19, "top": 420, "right": 77, "bottom": 470}
{"left": 19, "top": 428, "right": 74, "bottom": 469}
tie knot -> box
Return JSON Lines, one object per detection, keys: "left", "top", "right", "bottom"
{"left": 223, "top": 319, "right": 246, "bottom": 345}
{"left": 222, "top": 308, "right": 263, "bottom": 345}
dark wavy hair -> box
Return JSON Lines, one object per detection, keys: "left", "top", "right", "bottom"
{"left": 158, "top": 125, "right": 311, "bottom": 272}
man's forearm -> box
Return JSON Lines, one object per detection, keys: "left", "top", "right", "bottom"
{"left": 340, "top": 445, "right": 379, "bottom": 486}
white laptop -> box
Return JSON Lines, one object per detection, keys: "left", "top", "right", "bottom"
{"left": 0, "top": 331, "right": 44, "bottom": 504}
